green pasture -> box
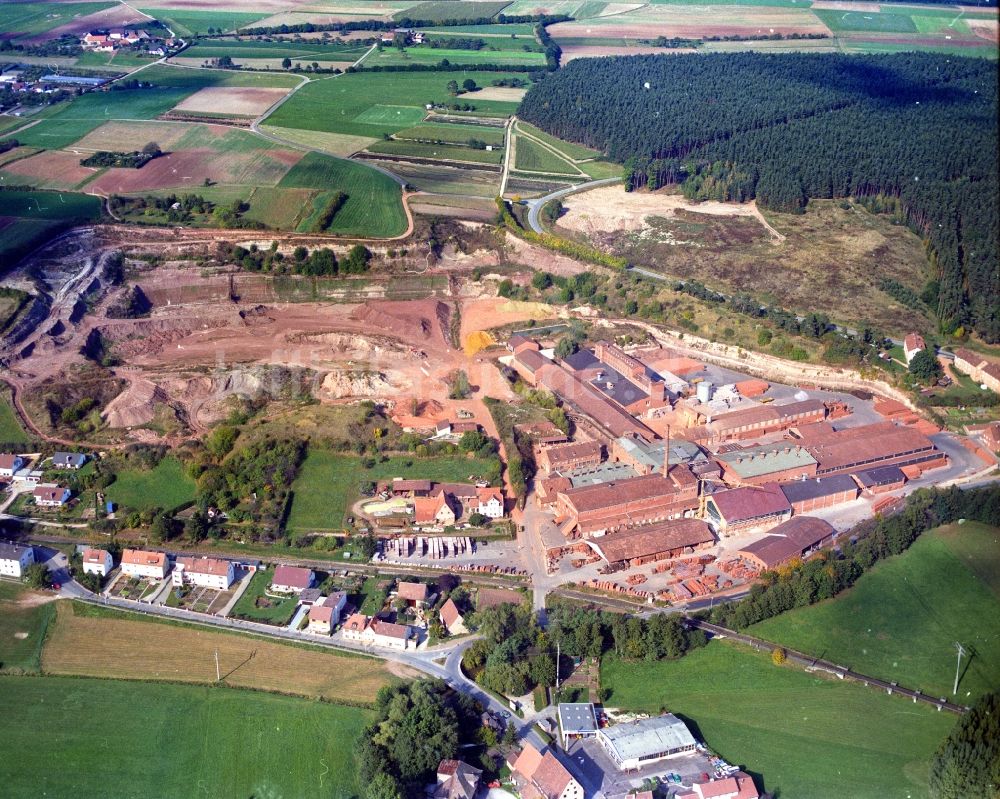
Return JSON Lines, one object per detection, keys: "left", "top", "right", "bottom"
{"left": 0, "top": 675, "right": 371, "bottom": 799}
{"left": 278, "top": 152, "right": 406, "bottom": 237}
{"left": 394, "top": 1, "right": 514, "bottom": 22}
{"left": 0, "top": 190, "right": 100, "bottom": 221}
{"left": 0, "top": 2, "right": 115, "bottom": 40}
{"left": 368, "top": 138, "right": 504, "bottom": 163}
{"left": 286, "top": 449, "right": 500, "bottom": 532}
{"left": 0, "top": 582, "right": 55, "bottom": 672}
{"left": 138, "top": 7, "right": 272, "bottom": 36}
{"left": 369, "top": 45, "right": 546, "bottom": 65}
{"left": 839, "top": 40, "right": 999, "bottom": 57}
{"left": 514, "top": 135, "right": 580, "bottom": 174}
{"left": 182, "top": 39, "right": 370, "bottom": 60}
{"left": 265, "top": 71, "right": 521, "bottom": 138}
{"left": 515, "top": 121, "right": 600, "bottom": 160}
{"left": 750, "top": 523, "right": 1000, "bottom": 701}
{"left": 422, "top": 23, "right": 538, "bottom": 34}
{"left": 12, "top": 89, "right": 192, "bottom": 149}
{"left": 815, "top": 8, "right": 919, "bottom": 32}
{"left": 138, "top": 64, "right": 301, "bottom": 89}
{"left": 397, "top": 122, "right": 506, "bottom": 145}
{"left": 601, "top": 641, "right": 957, "bottom": 799}
{"left": 107, "top": 456, "right": 197, "bottom": 512}
{"left": 0, "top": 394, "right": 30, "bottom": 444}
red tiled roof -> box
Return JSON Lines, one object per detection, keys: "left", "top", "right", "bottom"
{"left": 440, "top": 597, "right": 463, "bottom": 627}
{"left": 0, "top": 454, "right": 20, "bottom": 470}
{"left": 343, "top": 613, "right": 369, "bottom": 633}
{"left": 272, "top": 565, "right": 312, "bottom": 589}
{"left": 82, "top": 548, "right": 110, "bottom": 563}
{"left": 737, "top": 516, "right": 836, "bottom": 569}
{"left": 561, "top": 467, "right": 696, "bottom": 514}
{"left": 477, "top": 587, "right": 524, "bottom": 609}
{"left": 589, "top": 518, "right": 714, "bottom": 563}
{"left": 370, "top": 620, "right": 410, "bottom": 639}
{"left": 396, "top": 581, "right": 429, "bottom": 602}
{"left": 176, "top": 556, "right": 231, "bottom": 576}
{"left": 122, "top": 548, "right": 166, "bottom": 567}
{"left": 33, "top": 485, "right": 68, "bottom": 503}
{"left": 309, "top": 604, "right": 334, "bottom": 623}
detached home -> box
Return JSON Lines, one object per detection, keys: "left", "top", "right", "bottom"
{"left": 396, "top": 581, "right": 430, "bottom": 607}
{"left": 0, "top": 454, "right": 25, "bottom": 478}
{"left": 414, "top": 493, "right": 457, "bottom": 527}
{"left": 33, "top": 484, "right": 71, "bottom": 507}
{"left": 121, "top": 549, "right": 168, "bottom": 580}
{"left": 439, "top": 597, "right": 466, "bottom": 635}
{"left": 342, "top": 613, "right": 370, "bottom": 641}
{"left": 52, "top": 452, "right": 88, "bottom": 470}
{"left": 270, "top": 565, "right": 314, "bottom": 594}
{"left": 0, "top": 541, "right": 34, "bottom": 578}
{"left": 173, "top": 556, "right": 234, "bottom": 589}
{"left": 308, "top": 604, "right": 336, "bottom": 635}
{"left": 362, "top": 619, "right": 413, "bottom": 649}
{"left": 82, "top": 548, "right": 113, "bottom": 577}
{"left": 475, "top": 487, "right": 504, "bottom": 519}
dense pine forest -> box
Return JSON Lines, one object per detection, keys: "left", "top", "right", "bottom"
{"left": 519, "top": 53, "right": 999, "bottom": 342}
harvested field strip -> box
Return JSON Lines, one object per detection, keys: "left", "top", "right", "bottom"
{"left": 393, "top": 1, "right": 514, "bottom": 21}
{"left": 137, "top": 8, "right": 272, "bottom": 36}
{"left": 368, "top": 139, "right": 504, "bottom": 163}
{"left": 42, "top": 602, "right": 394, "bottom": 703}
{"left": 368, "top": 46, "right": 547, "bottom": 65}
{"left": 513, "top": 135, "right": 583, "bottom": 175}
{"left": 396, "top": 122, "right": 506, "bottom": 146}
{"left": 0, "top": 675, "right": 371, "bottom": 799}
{"left": 0, "top": 2, "right": 116, "bottom": 40}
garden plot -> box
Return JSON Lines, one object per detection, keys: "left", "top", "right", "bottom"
{"left": 172, "top": 86, "right": 291, "bottom": 118}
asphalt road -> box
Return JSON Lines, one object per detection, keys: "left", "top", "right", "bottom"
{"left": 525, "top": 178, "right": 622, "bottom": 233}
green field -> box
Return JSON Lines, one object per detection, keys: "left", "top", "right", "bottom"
{"left": 602, "top": 641, "right": 957, "bottom": 799}
{"left": 0, "top": 582, "right": 55, "bottom": 672}
{"left": 0, "top": 394, "right": 30, "bottom": 445}
{"left": 108, "top": 457, "right": 197, "bottom": 512}
{"left": 0, "top": 675, "right": 370, "bottom": 798}
{"left": 183, "top": 39, "right": 370, "bottom": 60}
{"left": 750, "top": 523, "right": 1000, "bottom": 701}
{"left": 515, "top": 121, "right": 600, "bottom": 161}
{"left": 137, "top": 64, "right": 302, "bottom": 90}
{"left": 368, "top": 138, "right": 504, "bottom": 163}
{"left": 0, "top": 218, "right": 70, "bottom": 269}
{"left": 229, "top": 567, "right": 300, "bottom": 625}
{"left": 264, "top": 71, "right": 521, "bottom": 138}
{"left": 287, "top": 449, "right": 500, "bottom": 532}
{"left": 0, "top": 2, "right": 115, "bottom": 40}
{"left": 423, "top": 23, "right": 538, "bottom": 34}
{"left": 138, "top": 7, "right": 272, "bottom": 36}
{"left": 278, "top": 152, "right": 407, "bottom": 237}
{"left": 369, "top": 45, "right": 546, "bottom": 66}
{"left": 397, "top": 122, "right": 506, "bottom": 146}
{"left": 514, "top": 135, "right": 580, "bottom": 174}
{"left": 0, "top": 189, "right": 102, "bottom": 221}
{"left": 815, "top": 8, "right": 919, "bottom": 32}
{"left": 394, "top": 1, "right": 514, "bottom": 21}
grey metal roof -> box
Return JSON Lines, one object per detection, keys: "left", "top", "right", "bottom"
{"left": 558, "top": 703, "right": 598, "bottom": 734}
{"left": 779, "top": 474, "right": 857, "bottom": 503}
{"left": 599, "top": 715, "right": 697, "bottom": 760}
{"left": 562, "top": 349, "right": 600, "bottom": 370}
{"left": 0, "top": 541, "right": 31, "bottom": 560}
{"left": 615, "top": 436, "right": 706, "bottom": 471}
{"left": 717, "top": 443, "right": 817, "bottom": 479}
{"left": 566, "top": 462, "right": 640, "bottom": 487}
{"left": 854, "top": 465, "right": 906, "bottom": 487}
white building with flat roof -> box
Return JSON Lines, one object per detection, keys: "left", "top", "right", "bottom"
{"left": 597, "top": 714, "right": 698, "bottom": 771}
{"left": 557, "top": 702, "right": 598, "bottom": 747}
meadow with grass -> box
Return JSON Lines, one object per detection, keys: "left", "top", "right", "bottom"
{"left": 107, "top": 456, "right": 196, "bottom": 512}
{"left": 0, "top": 675, "right": 371, "bottom": 799}
{"left": 230, "top": 567, "right": 300, "bottom": 625}
{"left": 0, "top": 394, "right": 30, "bottom": 445}
{"left": 287, "top": 449, "right": 500, "bottom": 532}
{"left": 750, "top": 523, "right": 1000, "bottom": 701}
{"left": 602, "top": 640, "right": 957, "bottom": 799}
{"left": 0, "top": 583, "right": 55, "bottom": 673}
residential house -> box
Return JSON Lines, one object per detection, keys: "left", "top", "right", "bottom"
{"left": 512, "top": 743, "right": 583, "bottom": 799}
{"left": 324, "top": 590, "right": 347, "bottom": 622}
{"left": 121, "top": 549, "right": 168, "bottom": 580}
{"left": 33, "top": 484, "right": 71, "bottom": 507}
{"left": 0, "top": 541, "right": 34, "bottom": 578}
{"left": 414, "top": 493, "right": 457, "bottom": 527}
{"left": 362, "top": 619, "right": 412, "bottom": 649}
{"left": 173, "top": 556, "right": 234, "bottom": 589}
{"left": 82, "top": 548, "right": 113, "bottom": 577}
{"left": 439, "top": 597, "right": 466, "bottom": 635}
{"left": 903, "top": 332, "right": 926, "bottom": 364}
{"left": 342, "top": 612, "right": 370, "bottom": 641}
{"left": 0, "top": 453, "right": 25, "bottom": 478}
{"left": 678, "top": 772, "right": 760, "bottom": 799}
{"left": 433, "top": 759, "right": 482, "bottom": 799}
{"left": 396, "top": 581, "right": 430, "bottom": 607}
{"left": 475, "top": 487, "right": 504, "bottom": 519}
{"left": 51, "top": 452, "right": 88, "bottom": 469}
{"left": 308, "top": 604, "right": 336, "bottom": 635}
{"left": 270, "top": 565, "right": 314, "bottom": 594}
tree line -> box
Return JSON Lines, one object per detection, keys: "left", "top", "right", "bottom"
{"left": 519, "top": 53, "right": 999, "bottom": 342}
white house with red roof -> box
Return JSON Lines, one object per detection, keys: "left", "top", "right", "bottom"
{"left": 903, "top": 332, "right": 926, "bottom": 364}
{"left": 512, "top": 743, "right": 583, "bottom": 799}
{"left": 362, "top": 619, "right": 413, "bottom": 649}
{"left": 33, "top": 484, "right": 71, "bottom": 507}
{"left": 475, "top": 487, "right": 505, "bottom": 519}
{"left": 82, "top": 548, "right": 113, "bottom": 577}
{"left": 439, "top": 597, "right": 466, "bottom": 635}
{"left": 173, "top": 556, "right": 234, "bottom": 589}
{"left": 270, "top": 564, "right": 314, "bottom": 594}
{"left": 678, "top": 772, "right": 760, "bottom": 799}
{"left": 121, "top": 549, "right": 168, "bottom": 579}
{"left": 0, "top": 453, "right": 25, "bottom": 478}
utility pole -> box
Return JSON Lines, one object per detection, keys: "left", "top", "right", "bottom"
{"left": 953, "top": 642, "right": 966, "bottom": 695}
{"left": 215, "top": 649, "right": 221, "bottom": 682}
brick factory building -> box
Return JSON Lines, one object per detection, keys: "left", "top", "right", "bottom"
{"left": 705, "top": 484, "right": 792, "bottom": 534}
{"left": 584, "top": 518, "right": 715, "bottom": 566}
{"left": 803, "top": 423, "right": 947, "bottom": 476}
{"left": 706, "top": 399, "right": 828, "bottom": 443}
{"left": 778, "top": 474, "right": 859, "bottom": 513}
{"left": 537, "top": 440, "right": 604, "bottom": 475}
{"left": 735, "top": 516, "right": 837, "bottom": 571}
{"left": 555, "top": 465, "right": 700, "bottom": 537}
{"left": 852, "top": 465, "right": 907, "bottom": 495}
{"left": 716, "top": 443, "right": 818, "bottom": 486}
